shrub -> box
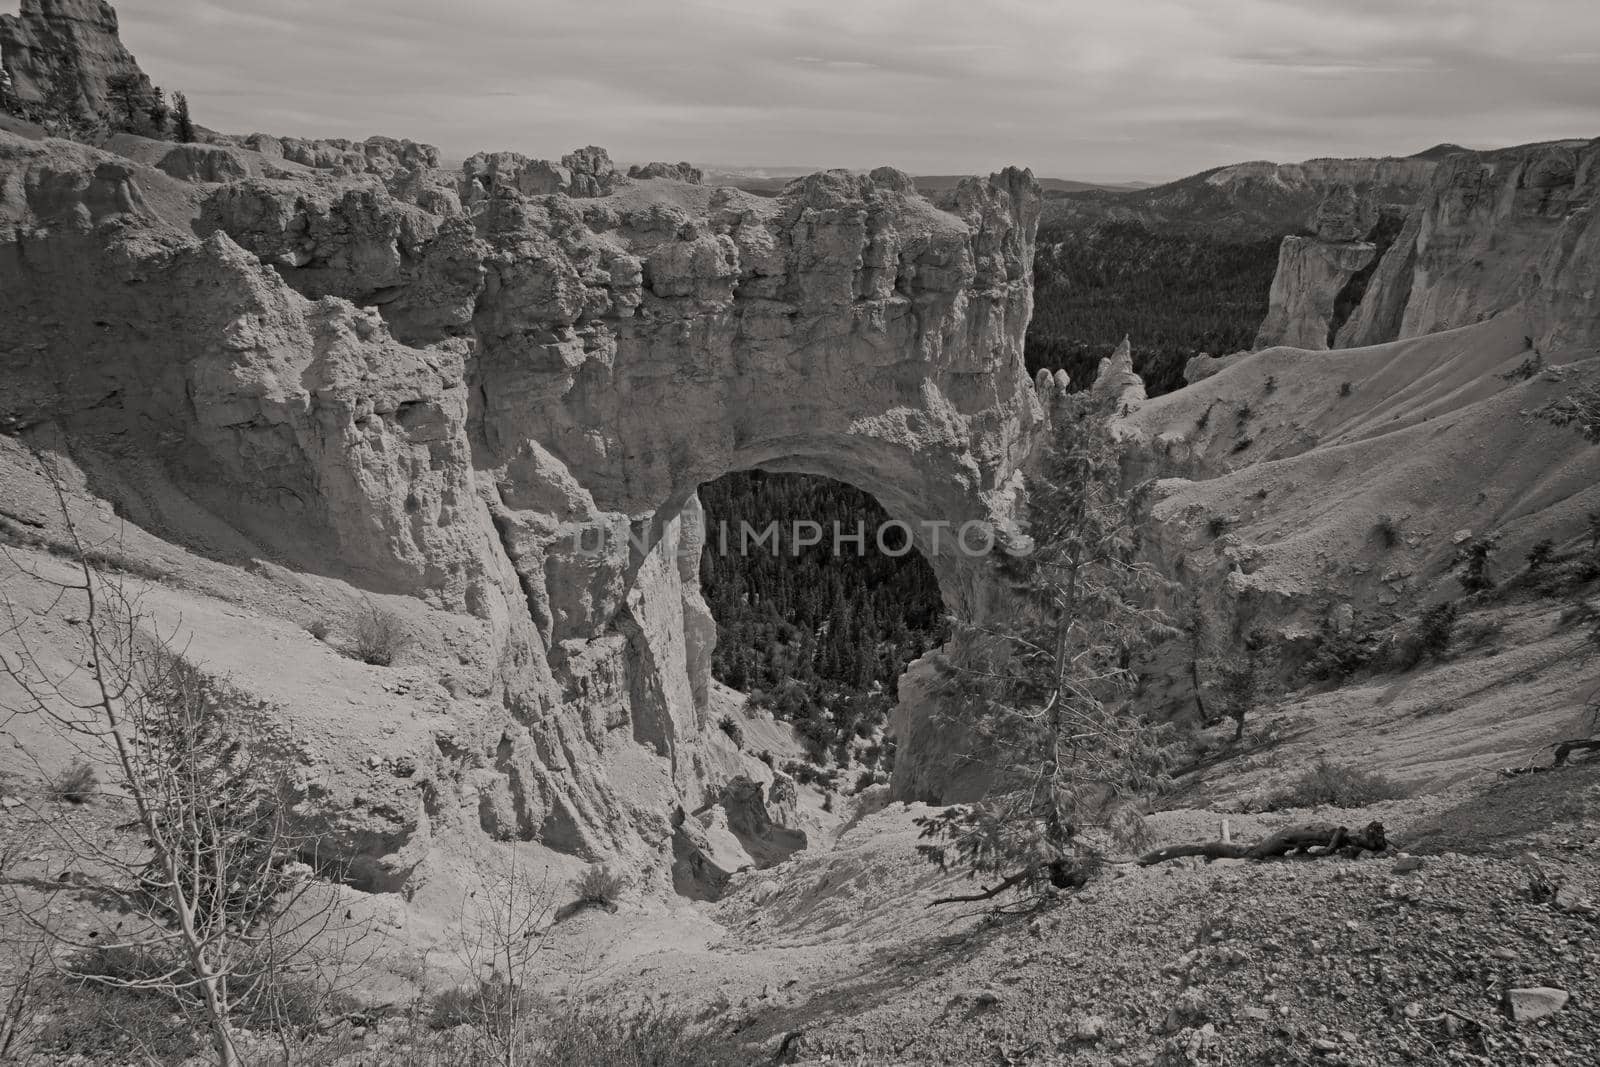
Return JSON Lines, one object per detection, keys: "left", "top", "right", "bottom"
{"left": 1526, "top": 539, "right": 1556, "bottom": 571}
{"left": 36, "top": 981, "right": 195, "bottom": 1062}
{"left": 70, "top": 944, "right": 171, "bottom": 986}
{"left": 1457, "top": 536, "right": 1500, "bottom": 593}
{"left": 1501, "top": 353, "right": 1544, "bottom": 381}
{"left": 1374, "top": 513, "right": 1402, "bottom": 549}
{"left": 1206, "top": 515, "right": 1230, "bottom": 538}
{"left": 1235, "top": 403, "right": 1252, "bottom": 425}
{"left": 428, "top": 980, "right": 534, "bottom": 1032}
{"left": 1456, "top": 616, "right": 1505, "bottom": 648}
{"left": 572, "top": 865, "right": 625, "bottom": 910}
{"left": 541, "top": 1004, "right": 749, "bottom": 1067}
{"left": 352, "top": 602, "right": 411, "bottom": 666}
{"left": 307, "top": 617, "right": 331, "bottom": 641}
{"left": 757, "top": 749, "right": 774, "bottom": 767}
{"left": 1196, "top": 403, "right": 1214, "bottom": 431}
{"left": 1267, "top": 758, "right": 1406, "bottom": 810}
{"left": 1263, "top": 375, "right": 1277, "bottom": 394}
{"left": 716, "top": 714, "right": 743, "bottom": 749}
{"left": 1540, "top": 380, "right": 1600, "bottom": 443}
{"left": 1232, "top": 436, "right": 1254, "bottom": 453}
{"left": 1303, "top": 622, "right": 1375, "bottom": 684}
{"left": 1401, "top": 601, "right": 1465, "bottom": 668}
{"left": 48, "top": 760, "right": 97, "bottom": 804}
{"left": 1411, "top": 602, "right": 1458, "bottom": 664}
{"left": 1339, "top": 381, "right": 1354, "bottom": 398}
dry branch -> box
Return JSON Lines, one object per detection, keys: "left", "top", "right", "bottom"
{"left": 1137, "top": 821, "right": 1388, "bottom": 866}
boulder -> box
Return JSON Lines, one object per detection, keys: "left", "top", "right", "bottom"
{"left": 155, "top": 143, "right": 250, "bottom": 183}
{"left": 628, "top": 161, "right": 702, "bottom": 184}
{"left": 1504, "top": 987, "right": 1570, "bottom": 1023}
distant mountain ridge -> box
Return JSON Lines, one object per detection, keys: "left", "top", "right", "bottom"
{"left": 1041, "top": 152, "right": 1443, "bottom": 240}
{"left": 703, "top": 166, "right": 1142, "bottom": 199}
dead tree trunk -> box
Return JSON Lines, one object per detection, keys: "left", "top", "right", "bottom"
{"left": 1138, "top": 821, "right": 1388, "bottom": 866}
{"left": 1553, "top": 739, "right": 1600, "bottom": 767}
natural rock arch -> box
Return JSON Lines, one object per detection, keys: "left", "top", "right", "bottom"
{"left": 0, "top": 131, "right": 1043, "bottom": 882}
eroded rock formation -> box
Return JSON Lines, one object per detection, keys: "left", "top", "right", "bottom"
{"left": 1253, "top": 185, "right": 1380, "bottom": 350}
{"left": 0, "top": 0, "right": 151, "bottom": 124}
{"left": 628, "top": 161, "right": 703, "bottom": 184}
{"left": 1341, "top": 139, "right": 1600, "bottom": 353}
{"left": 1260, "top": 139, "right": 1600, "bottom": 356}
{"left": 0, "top": 123, "right": 1042, "bottom": 886}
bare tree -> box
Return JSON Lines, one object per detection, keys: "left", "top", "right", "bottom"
{"left": 0, "top": 457, "right": 361, "bottom": 1065}
{"left": 0, "top": 819, "right": 53, "bottom": 1061}
{"left": 432, "top": 846, "right": 557, "bottom": 1066}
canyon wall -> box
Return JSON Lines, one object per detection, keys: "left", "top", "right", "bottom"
{"left": 0, "top": 0, "right": 152, "bottom": 123}
{"left": 1257, "top": 139, "right": 1600, "bottom": 357}
{"left": 1341, "top": 139, "right": 1600, "bottom": 354}
{"left": 1253, "top": 184, "right": 1381, "bottom": 350}
{"left": 0, "top": 123, "right": 1042, "bottom": 886}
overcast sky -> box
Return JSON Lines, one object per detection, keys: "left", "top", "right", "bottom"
{"left": 99, "top": 0, "right": 1600, "bottom": 183}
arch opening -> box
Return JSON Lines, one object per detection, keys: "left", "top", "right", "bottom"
{"left": 696, "top": 467, "right": 950, "bottom": 772}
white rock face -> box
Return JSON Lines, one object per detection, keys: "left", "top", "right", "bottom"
{"left": 0, "top": 0, "right": 152, "bottom": 123}
{"left": 1253, "top": 185, "right": 1380, "bottom": 351}
{"left": 1092, "top": 337, "right": 1148, "bottom": 408}
{"left": 1337, "top": 139, "right": 1600, "bottom": 354}
{"left": 0, "top": 129, "right": 1043, "bottom": 884}
{"left": 1254, "top": 236, "right": 1377, "bottom": 350}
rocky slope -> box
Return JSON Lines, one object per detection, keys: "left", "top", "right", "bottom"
{"left": 0, "top": 117, "right": 1042, "bottom": 896}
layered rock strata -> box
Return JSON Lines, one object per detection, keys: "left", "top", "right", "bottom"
{"left": 0, "top": 126, "right": 1042, "bottom": 885}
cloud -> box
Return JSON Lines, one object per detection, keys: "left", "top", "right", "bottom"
{"left": 102, "top": 0, "right": 1600, "bottom": 182}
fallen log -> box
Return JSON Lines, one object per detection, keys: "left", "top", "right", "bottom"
{"left": 1137, "top": 821, "right": 1387, "bottom": 866}
{"left": 1553, "top": 739, "right": 1600, "bottom": 767}
{"left": 1501, "top": 737, "right": 1600, "bottom": 776}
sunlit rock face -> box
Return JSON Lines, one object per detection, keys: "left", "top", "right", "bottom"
{"left": 0, "top": 121, "right": 1042, "bottom": 883}
{"left": 0, "top": 0, "right": 152, "bottom": 122}
{"left": 1340, "top": 139, "right": 1600, "bottom": 354}
{"left": 1253, "top": 184, "right": 1379, "bottom": 351}
{"left": 1242, "top": 140, "right": 1600, "bottom": 357}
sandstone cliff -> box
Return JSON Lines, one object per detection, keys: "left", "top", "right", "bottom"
{"left": 0, "top": 0, "right": 152, "bottom": 125}
{"left": 1253, "top": 185, "right": 1382, "bottom": 350}
{"left": 0, "top": 126, "right": 1042, "bottom": 890}
{"left": 1339, "top": 138, "right": 1600, "bottom": 354}
{"left": 1256, "top": 139, "right": 1600, "bottom": 357}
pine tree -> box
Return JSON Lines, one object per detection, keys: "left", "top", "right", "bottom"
{"left": 915, "top": 391, "right": 1175, "bottom": 902}
{"left": 173, "top": 90, "right": 196, "bottom": 143}
{"left": 145, "top": 86, "right": 170, "bottom": 135}
{"left": 1181, "top": 593, "right": 1211, "bottom": 722}
{"left": 104, "top": 72, "right": 148, "bottom": 130}
{"left": 1213, "top": 639, "right": 1262, "bottom": 742}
